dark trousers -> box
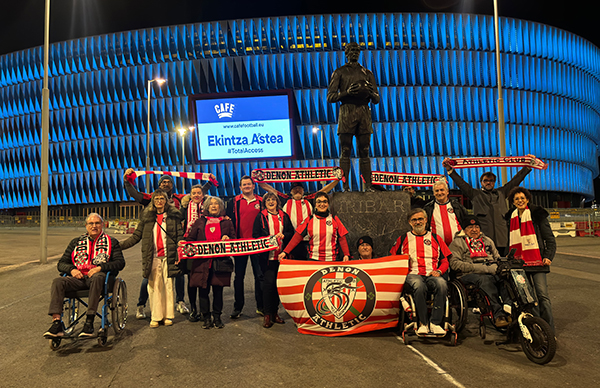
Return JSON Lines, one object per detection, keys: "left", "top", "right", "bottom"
{"left": 260, "top": 259, "right": 280, "bottom": 316}
{"left": 405, "top": 274, "right": 447, "bottom": 326}
{"left": 199, "top": 285, "right": 224, "bottom": 317}
{"left": 138, "top": 272, "right": 185, "bottom": 306}
{"left": 48, "top": 272, "right": 106, "bottom": 316}
{"left": 460, "top": 273, "right": 505, "bottom": 318}
{"left": 233, "top": 254, "right": 264, "bottom": 312}
{"left": 290, "top": 241, "right": 308, "bottom": 260}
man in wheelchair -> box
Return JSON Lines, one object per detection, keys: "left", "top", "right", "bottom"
{"left": 448, "top": 215, "right": 510, "bottom": 327}
{"left": 390, "top": 208, "right": 452, "bottom": 335}
{"left": 44, "top": 213, "right": 125, "bottom": 338}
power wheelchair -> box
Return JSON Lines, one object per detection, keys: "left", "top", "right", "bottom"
{"left": 47, "top": 272, "right": 128, "bottom": 350}
{"left": 398, "top": 277, "right": 468, "bottom": 346}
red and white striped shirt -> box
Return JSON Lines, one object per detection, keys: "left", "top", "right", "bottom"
{"left": 430, "top": 201, "right": 462, "bottom": 246}
{"left": 284, "top": 198, "right": 313, "bottom": 229}
{"left": 297, "top": 214, "right": 348, "bottom": 261}
{"left": 390, "top": 231, "right": 451, "bottom": 275}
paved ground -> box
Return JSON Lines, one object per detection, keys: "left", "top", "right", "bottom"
{"left": 1, "top": 228, "right": 599, "bottom": 387}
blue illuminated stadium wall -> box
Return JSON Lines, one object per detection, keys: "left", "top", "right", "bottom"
{"left": 1, "top": 13, "right": 600, "bottom": 209}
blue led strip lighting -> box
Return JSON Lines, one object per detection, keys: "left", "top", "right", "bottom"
{"left": 1, "top": 13, "right": 600, "bottom": 209}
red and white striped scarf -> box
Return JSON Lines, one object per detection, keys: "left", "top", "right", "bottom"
{"left": 430, "top": 202, "right": 461, "bottom": 246}
{"left": 261, "top": 209, "right": 284, "bottom": 260}
{"left": 186, "top": 201, "right": 203, "bottom": 235}
{"left": 71, "top": 232, "right": 112, "bottom": 275}
{"left": 446, "top": 155, "right": 548, "bottom": 170}
{"left": 509, "top": 207, "right": 543, "bottom": 266}
{"left": 125, "top": 170, "right": 219, "bottom": 186}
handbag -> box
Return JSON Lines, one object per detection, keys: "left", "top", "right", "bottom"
{"left": 213, "top": 256, "right": 234, "bottom": 273}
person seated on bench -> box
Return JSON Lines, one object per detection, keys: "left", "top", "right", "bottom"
{"left": 44, "top": 213, "right": 125, "bottom": 338}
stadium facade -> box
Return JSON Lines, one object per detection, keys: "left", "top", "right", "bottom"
{"left": 1, "top": 13, "right": 599, "bottom": 215}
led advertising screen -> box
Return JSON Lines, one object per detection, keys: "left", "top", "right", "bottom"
{"left": 193, "top": 92, "right": 295, "bottom": 161}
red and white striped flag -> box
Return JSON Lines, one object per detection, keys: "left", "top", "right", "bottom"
{"left": 277, "top": 256, "right": 409, "bottom": 336}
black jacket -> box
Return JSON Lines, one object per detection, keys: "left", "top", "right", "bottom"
{"left": 504, "top": 204, "right": 556, "bottom": 273}
{"left": 57, "top": 234, "right": 125, "bottom": 276}
{"left": 121, "top": 206, "right": 184, "bottom": 278}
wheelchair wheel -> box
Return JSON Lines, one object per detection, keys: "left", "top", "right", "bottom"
{"left": 98, "top": 328, "right": 108, "bottom": 346}
{"left": 520, "top": 316, "right": 556, "bottom": 365}
{"left": 111, "top": 278, "right": 128, "bottom": 335}
{"left": 62, "top": 299, "right": 80, "bottom": 336}
{"left": 49, "top": 338, "right": 61, "bottom": 351}
{"left": 479, "top": 323, "right": 486, "bottom": 339}
{"left": 448, "top": 279, "right": 468, "bottom": 333}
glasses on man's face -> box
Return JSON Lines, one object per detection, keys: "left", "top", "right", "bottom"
{"left": 87, "top": 222, "right": 102, "bottom": 226}
{"left": 316, "top": 200, "right": 329, "bottom": 204}
{"left": 482, "top": 179, "right": 496, "bottom": 183}
{"left": 410, "top": 217, "right": 425, "bottom": 223}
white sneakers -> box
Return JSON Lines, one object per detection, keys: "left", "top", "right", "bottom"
{"left": 177, "top": 301, "right": 190, "bottom": 315}
{"left": 416, "top": 323, "right": 446, "bottom": 335}
{"left": 430, "top": 324, "right": 446, "bottom": 335}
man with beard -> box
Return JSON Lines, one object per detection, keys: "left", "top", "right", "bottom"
{"left": 390, "top": 208, "right": 452, "bottom": 335}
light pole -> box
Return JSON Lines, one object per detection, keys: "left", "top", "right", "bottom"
{"left": 312, "top": 126, "right": 325, "bottom": 187}
{"left": 146, "top": 78, "right": 166, "bottom": 191}
{"left": 40, "top": 0, "right": 51, "bottom": 264}
{"left": 177, "top": 126, "right": 193, "bottom": 193}
{"left": 492, "top": 0, "right": 508, "bottom": 185}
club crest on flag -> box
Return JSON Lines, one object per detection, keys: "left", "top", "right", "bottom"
{"left": 303, "top": 266, "right": 376, "bottom": 330}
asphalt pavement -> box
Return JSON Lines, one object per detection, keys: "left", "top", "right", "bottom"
{"left": 1, "top": 228, "right": 599, "bottom": 387}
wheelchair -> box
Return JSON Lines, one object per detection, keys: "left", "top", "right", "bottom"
{"left": 48, "top": 272, "right": 128, "bottom": 350}
{"left": 398, "top": 278, "right": 467, "bottom": 346}
{"left": 461, "top": 281, "right": 507, "bottom": 340}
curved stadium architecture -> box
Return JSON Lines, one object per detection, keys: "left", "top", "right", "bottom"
{"left": 1, "top": 13, "right": 600, "bottom": 213}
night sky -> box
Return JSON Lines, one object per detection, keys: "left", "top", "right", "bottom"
{"left": 1, "top": 0, "right": 598, "bottom": 56}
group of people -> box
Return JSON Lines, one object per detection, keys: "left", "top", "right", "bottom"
{"left": 44, "top": 155, "right": 556, "bottom": 339}
{"left": 389, "top": 157, "right": 556, "bottom": 335}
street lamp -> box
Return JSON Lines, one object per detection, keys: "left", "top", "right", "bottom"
{"left": 492, "top": 0, "right": 508, "bottom": 185}
{"left": 146, "top": 78, "right": 166, "bottom": 191}
{"left": 177, "top": 126, "right": 193, "bottom": 193}
{"left": 40, "top": 0, "right": 51, "bottom": 264}
{"left": 312, "top": 126, "right": 325, "bottom": 187}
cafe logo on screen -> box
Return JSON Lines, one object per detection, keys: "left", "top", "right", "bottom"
{"left": 214, "top": 102, "right": 235, "bottom": 119}
{"left": 303, "top": 266, "right": 376, "bottom": 330}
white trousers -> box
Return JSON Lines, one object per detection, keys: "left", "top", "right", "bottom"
{"left": 148, "top": 256, "right": 174, "bottom": 322}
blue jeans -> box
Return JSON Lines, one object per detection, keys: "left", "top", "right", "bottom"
{"left": 405, "top": 274, "right": 447, "bottom": 326}
{"left": 527, "top": 272, "right": 554, "bottom": 331}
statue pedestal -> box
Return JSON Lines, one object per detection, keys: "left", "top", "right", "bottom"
{"left": 331, "top": 190, "right": 411, "bottom": 259}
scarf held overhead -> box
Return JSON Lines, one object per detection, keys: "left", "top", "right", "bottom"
{"left": 509, "top": 207, "right": 543, "bottom": 266}
{"left": 126, "top": 170, "right": 219, "bottom": 186}
{"left": 446, "top": 156, "right": 548, "bottom": 170}
{"left": 251, "top": 167, "right": 345, "bottom": 183}
{"left": 367, "top": 171, "right": 444, "bottom": 187}
{"left": 178, "top": 236, "right": 279, "bottom": 260}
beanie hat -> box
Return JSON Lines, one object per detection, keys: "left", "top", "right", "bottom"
{"left": 461, "top": 215, "right": 481, "bottom": 230}
{"left": 356, "top": 235, "right": 374, "bottom": 249}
